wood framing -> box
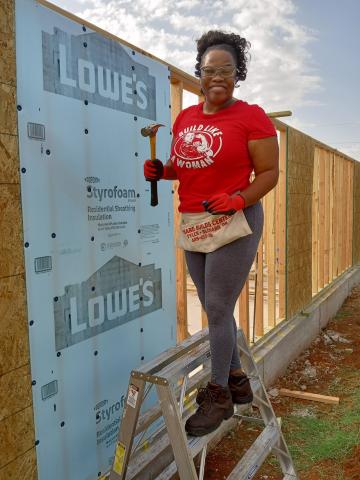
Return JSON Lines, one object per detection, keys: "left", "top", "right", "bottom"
{"left": 286, "top": 127, "right": 314, "bottom": 319}
{"left": 312, "top": 148, "right": 355, "bottom": 296}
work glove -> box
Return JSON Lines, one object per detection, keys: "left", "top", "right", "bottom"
{"left": 203, "top": 193, "right": 245, "bottom": 216}
{"left": 143, "top": 159, "right": 164, "bottom": 181}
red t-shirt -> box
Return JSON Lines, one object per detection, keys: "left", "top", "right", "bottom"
{"left": 170, "top": 100, "right": 277, "bottom": 212}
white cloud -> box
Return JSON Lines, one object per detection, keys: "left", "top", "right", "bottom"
{"left": 53, "top": 0, "right": 321, "bottom": 113}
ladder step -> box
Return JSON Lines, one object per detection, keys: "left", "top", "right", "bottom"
{"left": 227, "top": 423, "right": 280, "bottom": 480}
{"left": 155, "top": 412, "right": 246, "bottom": 480}
{"left": 136, "top": 328, "right": 209, "bottom": 375}
{"left": 157, "top": 342, "right": 211, "bottom": 383}
{"left": 129, "top": 403, "right": 251, "bottom": 480}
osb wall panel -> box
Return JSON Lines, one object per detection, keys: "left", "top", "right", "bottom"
{"left": 0, "top": 448, "right": 37, "bottom": 480}
{"left": 0, "top": 406, "right": 35, "bottom": 469}
{"left": 353, "top": 161, "right": 360, "bottom": 264}
{"left": 0, "top": 364, "right": 32, "bottom": 421}
{"left": 0, "top": 0, "right": 14, "bottom": 36}
{"left": 286, "top": 127, "right": 315, "bottom": 318}
{"left": 0, "top": 1, "right": 36, "bottom": 478}
{"left": 0, "top": 133, "right": 19, "bottom": 183}
{"left": 0, "top": 32, "right": 16, "bottom": 87}
{"left": 0, "top": 275, "right": 29, "bottom": 376}
{"left": 0, "top": 185, "right": 25, "bottom": 278}
{"left": 0, "top": 84, "right": 17, "bottom": 136}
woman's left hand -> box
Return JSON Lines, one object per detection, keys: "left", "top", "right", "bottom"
{"left": 203, "top": 193, "right": 245, "bottom": 215}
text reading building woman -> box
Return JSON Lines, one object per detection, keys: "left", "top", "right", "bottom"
{"left": 143, "top": 30, "right": 279, "bottom": 436}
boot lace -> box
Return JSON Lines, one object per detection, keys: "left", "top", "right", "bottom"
{"left": 197, "top": 386, "right": 217, "bottom": 413}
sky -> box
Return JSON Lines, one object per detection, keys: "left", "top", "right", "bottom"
{"left": 53, "top": 0, "right": 360, "bottom": 161}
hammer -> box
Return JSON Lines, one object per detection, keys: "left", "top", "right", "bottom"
{"left": 141, "top": 123, "right": 164, "bottom": 207}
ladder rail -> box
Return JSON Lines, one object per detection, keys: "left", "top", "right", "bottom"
{"left": 156, "top": 383, "right": 198, "bottom": 479}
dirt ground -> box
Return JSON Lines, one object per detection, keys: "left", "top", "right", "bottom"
{"left": 204, "top": 284, "right": 360, "bottom": 480}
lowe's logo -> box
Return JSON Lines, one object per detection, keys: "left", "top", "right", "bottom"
{"left": 54, "top": 256, "right": 162, "bottom": 350}
{"left": 42, "top": 28, "right": 156, "bottom": 120}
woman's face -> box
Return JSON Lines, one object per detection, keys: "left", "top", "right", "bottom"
{"left": 200, "top": 49, "right": 236, "bottom": 106}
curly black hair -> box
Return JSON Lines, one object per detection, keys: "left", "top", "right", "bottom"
{"left": 195, "top": 30, "right": 251, "bottom": 84}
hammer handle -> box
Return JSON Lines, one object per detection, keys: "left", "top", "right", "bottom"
{"left": 149, "top": 136, "right": 158, "bottom": 207}
{"left": 150, "top": 181, "right": 158, "bottom": 207}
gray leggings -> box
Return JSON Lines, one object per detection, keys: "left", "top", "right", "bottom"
{"left": 185, "top": 202, "right": 264, "bottom": 387}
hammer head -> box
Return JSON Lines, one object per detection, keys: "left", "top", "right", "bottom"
{"left": 141, "top": 123, "right": 164, "bottom": 138}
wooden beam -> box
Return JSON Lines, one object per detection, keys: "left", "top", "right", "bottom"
{"left": 348, "top": 161, "right": 354, "bottom": 267}
{"left": 239, "top": 279, "right": 250, "bottom": 341}
{"left": 312, "top": 149, "right": 319, "bottom": 295}
{"left": 278, "top": 130, "right": 286, "bottom": 320}
{"left": 279, "top": 388, "right": 339, "bottom": 405}
{"left": 324, "top": 150, "right": 330, "bottom": 286}
{"left": 201, "top": 309, "right": 208, "bottom": 328}
{"left": 265, "top": 187, "right": 276, "bottom": 327}
{"left": 170, "top": 82, "right": 189, "bottom": 341}
{"left": 255, "top": 236, "right": 264, "bottom": 338}
{"left": 266, "top": 110, "right": 292, "bottom": 118}
{"left": 318, "top": 149, "right": 325, "bottom": 291}
{"left": 329, "top": 153, "right": 335, "bottom": 282}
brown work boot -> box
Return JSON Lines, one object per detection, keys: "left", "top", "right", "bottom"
{"left": 196, "top": 371, "right": 253, "bottom": 405}
{"left": 185, "top": 383, "right": 234, "bottom": 436}
{"left": 228, "top": 370, "right": 253, "bottom": 404}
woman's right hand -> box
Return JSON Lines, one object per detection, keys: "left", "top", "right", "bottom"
{"left": 143, "top": 159, "right": 164, "bottom": 181}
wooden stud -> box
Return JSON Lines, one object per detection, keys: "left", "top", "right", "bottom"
{"left": 312, "top": 149, "right": 319, "bottom": 295}
{"left": 278, "top": 130, "right": 286, "bottom": 320}
{"left": 348, "top": 161, "right": 354, "bottom": 267}
{"left": 318, "top": 149, "right": 325, "bottom": 291}
{"left": 171, "top": 81, "right": 189, "bottom": 341}
{"left": 274, "top": 179, "right": 280, "bottom": 323}
{"left": 329, "top": 153, "right": 335, "bottom": 282}
{"left": 255, "top": 234, "right": 264, "bottom": 338}
{"left": 266, "top": 187, "right": 276, "bottom": 327}
{"left": 339, "top": 158, "right": 345, "bottom": 274}
{"left": 324, "top": 150, "right": 330, "bottom": 286}
{"left": 201, "top": 308, "right": 208, "bottom": 328}
{"left": 239, "top": 279, "right": 249, "bottom": 341}
{"left": 334, "top": 156, "right": 340, "bottom": 276}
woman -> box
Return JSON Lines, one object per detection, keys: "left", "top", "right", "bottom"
{"left": 144, "top": 30, "right": 279, "bottom": 436}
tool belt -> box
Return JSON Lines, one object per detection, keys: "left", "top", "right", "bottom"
{"left": 177, "top": 209, "right": 252, "bottom": 253}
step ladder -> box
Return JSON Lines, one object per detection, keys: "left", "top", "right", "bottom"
{"left": 108, "top": 328, "right": 298, "bottom": 480}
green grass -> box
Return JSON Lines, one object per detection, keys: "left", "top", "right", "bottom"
{"left": 334, "top": 311, "right": 353, "bottom": 319}
{"left": 283, "top": 383, "right": 360, "bottom": 472}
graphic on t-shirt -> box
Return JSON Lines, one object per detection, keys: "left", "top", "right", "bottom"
{"left": 172, "top": 124, "right": 223, "bottom": 169}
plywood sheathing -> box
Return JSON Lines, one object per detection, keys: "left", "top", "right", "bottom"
{"left": 0, "top": 0, "right": 14, "bottom": 36}
{"left": 0, "top": 448, "right": 37, "bottom": 480}
{"left": 0, "top": 84, "right": 17, "bottom": 136}
{"left": 0, "top": 34, "right": 16, "bottom": 87}
{"left": 0, "top": 185, "right": 25, "bottom": 277}
{"left": 0, "top": 133, "right": 20, "bottom": 183}
{"left": 0, "top": 0, "right": 36, "bottom": 478}
{"left": 0, "top": 364, "right": 32, "bottom": 421}
{"left": 286, "top": 127, "right": 315, "bottom": 318}
{"left": 0, "top": 275, "right": 29, "bottom": 376}
{"left": 0, "top": 407, "right": 35, "bottom": 469}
